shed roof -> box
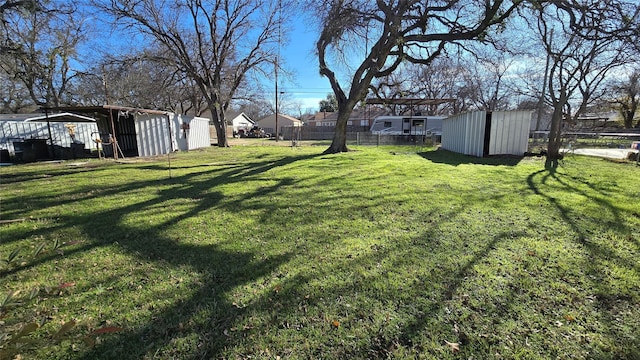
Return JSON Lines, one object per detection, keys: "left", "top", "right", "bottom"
{"left": 258, "top": 113, "right": 303, "bottom": 124}
{"left": 44, "top": 105, "right": 168, "bottom": 116}
{"left": 0, "top": 112, "right": 96, "bottom": 122}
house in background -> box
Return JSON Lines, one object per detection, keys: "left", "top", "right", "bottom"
{"left": 257, "top": 113, "right": 303, "bottom": 135}
{"left": 226, "top": 112, "right": 256, "bottom": 133}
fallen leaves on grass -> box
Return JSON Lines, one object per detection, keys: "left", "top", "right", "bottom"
{"left": 84, "top": 326, "right": 124, "bottom": 347}
{"left": 331, "top": 320, "right": 340, "bottom": 328}
{"left": 58, "top": 282, "right": 75, "bottom": 289}
{"left": 53, "top": 320, "right": 77, "bottom": 340}
{"left": 444, "top": 340, "right": 460, "bottom": 353}
{"left": 90, "top": 326, "right": 124, "bottom": 335}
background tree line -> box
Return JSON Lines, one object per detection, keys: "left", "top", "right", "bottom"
{"left": 1, "top": 0, "right": 639, "bottom": 156}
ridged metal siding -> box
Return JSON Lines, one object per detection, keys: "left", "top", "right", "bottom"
{"left": 135, "top": 114, "right": 171, "bottom": 157}
{"left": 488, "top": 111, "right": 531, "bottom": 156}
{"left": 1, "top": 121, "right": 98, "bottom": 153}
{"left": 172, "top": 114, "right": 210, "bottom": 151}
{"left": 442, "top": 111, "right": 531, "bottom": 157}
{"left": 442, "top": 111, "right": 487, "bottom": 157}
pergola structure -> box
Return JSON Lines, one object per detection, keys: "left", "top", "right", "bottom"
{"left": 364, "top": 97, "right": 456, "bottom": 116}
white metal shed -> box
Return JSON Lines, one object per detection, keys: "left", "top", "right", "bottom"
{"left": 171, "top": 114, "right": 210, "bottom": 152}
{"left": 0, "top": 113, "right": 99, "bottom": 161}
{"left": 48, "top": 106, "right": 211, "bottom": 158}
{"left": 125, "top": 112, "right": 211, "bottom": 157}
{"left": 441, "top": 111, "right": 532, "bottom": 157}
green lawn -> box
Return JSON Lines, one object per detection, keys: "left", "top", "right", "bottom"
{"left": 1, "top": 145, "right": 638, "bottom": 359}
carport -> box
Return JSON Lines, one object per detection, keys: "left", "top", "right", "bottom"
{"left": 1, "top": 112, "right": 98, "bottom": 162}
{"left": 47, "top": 105, "right": 211, "bottom": 159}
{"left": 47, "top": 105, "right": 170, "bottom": 159}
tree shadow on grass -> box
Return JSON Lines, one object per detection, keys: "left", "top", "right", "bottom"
{"left": 5, "top": 150, "right": 638, "bottom": 358}
{"left": 202, "top": 185, "right": 535, "bottom": 358}
{"left": 3, "top": 152, "right": 324, "bottom": 359}
{"left": 72, "top": 154, "right": 325, "bottom": 358}
{"left": 0, "top": 161, "right": 115, "bottom": 185}
{"left": 418, "top": 148, "right": 523, "bottom": 166}
{"left": 219, "top": 165, "right": 639, "bottom": 358}
{"left": 526, "top": 168, "right": 640, "bottom": 358}
{"left": 81, "top": 237, "right": 292, "bottom": 359}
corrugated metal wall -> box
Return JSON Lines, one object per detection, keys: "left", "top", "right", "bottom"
{"left": 172, "top": 114, "right": 210, "bottom": 151}
{"left": 135, "top": 114, "right": 171, "bottom": 157}
{"left": 488, "top": 111, "right": 531, "bottom": 156}
{"left": 442, "top": 111, "right": 531, "bottom": 157}
{"left": 187, "top": 117, "right": 210, "bottom": 150}
{"left": 1, "top": 121, "right": 98, "bottom": 153}
{"left": 442, "top": 111, "right": 487, "bottom": 157}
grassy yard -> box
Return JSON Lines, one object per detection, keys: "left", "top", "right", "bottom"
{"left": 1, "top": 145, "right": 638, "bottom": 359}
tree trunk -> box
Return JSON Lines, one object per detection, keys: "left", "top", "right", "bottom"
{"left": 546, "top": 86, "right": 569, "bottom": 161}
{"left": 547, "top": 104, "right": 564, "bottom": 160}
{"left": 623, "top": 110, "right": 635, "bottom": 129}
{"left": 209, "top": 102, "right": 229, "bottom": 147}
{"left": 215, "top": 121, "right": 229, "bottom": 147}
{"left": 324, "top": 102, "right": 357, "bottom": 154}
{"left": 324, "top": 111, "right": 351, "bottom": 154}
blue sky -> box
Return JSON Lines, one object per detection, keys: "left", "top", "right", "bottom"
{"left": 276, "top": 19, "right": 333, "bottom": 112}
{"left": 80, "top": 3, "right": 333, "bottom": 113}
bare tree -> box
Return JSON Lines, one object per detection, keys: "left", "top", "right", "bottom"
{"left": 0, "top": 0, "right": 85, "bottom": 110}
{"left": 461, "top": 51, "right": 517, "bottom": 111}
{"left": 368, "top": 54, "right": 517, "bottom": 116}
{"left": 412, "top": 58, "right": 469, "bottom": 115}
{"left": 611, "top": 69, "right": 640, "bottom": 129}
{"left": 74, "top": 51, "right": 209, "bottom": 115}
{"left": 313, "top": 0, "right": 523, "bottom": 153}
{"left": 1, "top": 1, "right": 42, "bottom": 53}
{"left": 97, "top": 0, "right": 293, "bottom": 147}
{"left": 368, "top": 69, "right": 447, "bottom": 116}
{"left": 233, "top": 98, "right": 274, "bottom": 123}
{"left": 525, "top": 0, "right": 639, "bottom": 163}
{"left": 0, "top": 71, "right": 32, "bottom": 112}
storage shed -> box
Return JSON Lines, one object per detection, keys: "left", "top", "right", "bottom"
{"left": 0, "top": 112, "right": 99, "bottom": 161}
{"left": 50, "top": 105, "right": 210, "bottom": 158}
{"left": 441, "top": 111, "right": 532, "bottom": 157}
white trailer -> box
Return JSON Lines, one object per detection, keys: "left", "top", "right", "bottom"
{"left": 370, "top": 115, "right": 446, "bottom": 135}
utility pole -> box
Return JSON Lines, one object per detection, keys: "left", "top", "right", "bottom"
{"left": 275, "top": 57, "right": 279, "bottom": 142}
{"left": 274, "top": 0, "right": 282, "bottom": 142}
